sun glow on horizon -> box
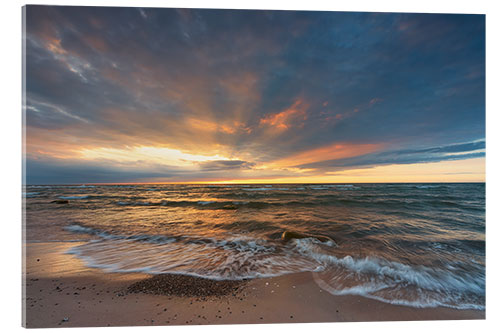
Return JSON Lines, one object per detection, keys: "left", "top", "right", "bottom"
{"left": 83, "top": 156, "right": 485, "bottom": 185}
{"left": 177, "top": 157, "right": 486, "bottom": 184}
{"left": 79, "top": 146, "right": 231, "bottom": 167}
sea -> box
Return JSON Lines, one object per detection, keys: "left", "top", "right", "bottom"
{"left": 23, "top": 183, "right": 485, "bottom": 310}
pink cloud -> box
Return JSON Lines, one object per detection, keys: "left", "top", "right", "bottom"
{"left": 259, "top": 99, "right": 308, "bottom": 131}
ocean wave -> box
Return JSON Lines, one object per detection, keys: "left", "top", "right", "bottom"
{"left": 197, "top": 200, "right": 216, "bottom": 205}
{"left": 64, "top": 224, "right": 177, "bottom": 244}
{"left": 309, "top": 185, "right": 360, "bottom": 190}
{"left": 114, "top": 199, "right": 260, "bottom": 209}
{"left": 232, "top": 200, "right": 250, "bottom": 205}
{"left": 112, "top": 199, "right": 319, "bottom": 210}
{"left": 242, "top": 187, "right": 290, "bottom": 191}
{"left": 415, "top": 185, "right": 444, "bottom": 189}
{"left": 305, "top": 250, "right": 485, "bottom": 310}
{"left": 58, "top": 195, "right": 91, "bottom": 200}
{"left": 64, "top": 224, "right": 118, "bottom": 240}
{"left": 65, "top": 231, "right": 320, "bottom": 280}
{"left": 65, "top": 223, "right": 279, "bottom": 249}
{"left": 65, "top": 224, "right": 101, "bottom": 234}
{"left": 67, "top": 241, "right": 320, "bottom": 280}
{"left": 287, "top": 238, "right": 485, "bottom": 309}
{"left": 64, "top": 223, "right": 484, "bottom": 309}
{"left": 312, "top": 273, "right": 484, "bottom": 310}
{"left": 111, "top": 197, "right": 433, "bottom": 209}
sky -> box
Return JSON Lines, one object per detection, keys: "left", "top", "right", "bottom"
{"left": 23, "top": 6, "right": 485, "bottom": 184}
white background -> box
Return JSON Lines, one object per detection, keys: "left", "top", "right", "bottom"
{"left": 1, "top": 0, "right": 498, "bottom": 332}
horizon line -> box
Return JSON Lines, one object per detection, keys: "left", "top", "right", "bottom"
{"left": 23, "top": 181, "right": 486, "bottom": 186}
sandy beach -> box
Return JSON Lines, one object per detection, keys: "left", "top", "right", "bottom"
{"left": 23, "top": 242, "right": 484, "bottom": 328}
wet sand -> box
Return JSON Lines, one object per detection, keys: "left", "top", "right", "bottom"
{"left": 23, "top": 242, "right": 485, "bottom": 328}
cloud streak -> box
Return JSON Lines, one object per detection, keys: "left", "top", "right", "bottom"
{"left": 299, "top": 141, "right": 485, "bottom": 171}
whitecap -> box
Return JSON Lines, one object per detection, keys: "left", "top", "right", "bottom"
{"left": 242, "top": 187, "right": 289, "bottom": 191}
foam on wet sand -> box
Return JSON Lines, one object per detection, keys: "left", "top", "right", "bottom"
{"left": 23, "top": 242, "right": 484, "bottom": 328}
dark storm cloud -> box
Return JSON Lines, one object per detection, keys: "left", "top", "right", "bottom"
{"left": 24, "top": 6, "right": 485, "bottom": 183}
{"left": 197, "top": 160, "right": 256, "bottom": 171}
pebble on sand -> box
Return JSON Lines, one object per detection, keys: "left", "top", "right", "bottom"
{"left": 128, "top": 274, "right": 246, "bottom": 298}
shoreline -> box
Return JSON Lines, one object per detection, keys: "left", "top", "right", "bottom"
{"left": 23, "top": 242, "right": 485, "bottom": 328}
